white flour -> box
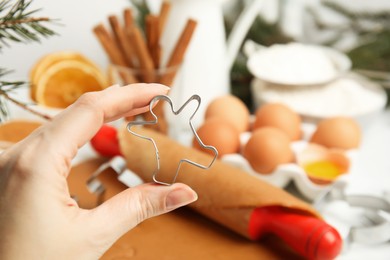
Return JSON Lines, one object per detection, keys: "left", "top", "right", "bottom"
{"left": 247, "top": 43, "right": 340, "bottom": 85}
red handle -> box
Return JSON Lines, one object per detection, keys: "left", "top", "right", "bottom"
{"left": 249, "top": 207, "right": 342, "bottom": 260}
{"left": 90, "top": 124, "right": 122, "bottom": 157}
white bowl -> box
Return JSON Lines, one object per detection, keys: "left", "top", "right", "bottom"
{"left": 247, "top": 42, "right": 352, "bottom": 87}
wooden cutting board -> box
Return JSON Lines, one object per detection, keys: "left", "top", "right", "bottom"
{"left": 67, "top": 159, "right": 303, "bottom": 260}
{"left": 0, "top": 120, "right": 42, "bottom": 149}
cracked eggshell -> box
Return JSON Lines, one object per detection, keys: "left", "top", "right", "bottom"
{"left": 296, "top": 143, "right": 350, "bottom": 185}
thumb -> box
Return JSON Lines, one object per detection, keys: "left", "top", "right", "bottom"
{"left": 87, "top": 183, "right": 197, "bottom": 247}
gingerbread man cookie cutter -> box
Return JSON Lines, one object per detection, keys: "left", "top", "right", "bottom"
{"left": 314, "top": 180, "right": 390, "bottom": 247}
{"left": 126, "top": 94, "right": 218, "bottom": 185}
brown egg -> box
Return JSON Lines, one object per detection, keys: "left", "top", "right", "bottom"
{"left": 253, "top": 103, "right": 302, "bottom": 141}
{"left": 243, "top": 127, "right": 294, "bottom": 174}
{"left": 193, "top": 118, "right": 240, "bottom": 157}
{"left": 205, "top": 95, "right": 250, "bottom": 133}
{"left": 310, "top": 117, "right": 361, "bottom": 149}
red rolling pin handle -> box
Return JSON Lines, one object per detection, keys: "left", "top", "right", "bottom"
{"left": 90, "top": 125, "right": 122, "bottom": 157}
{"left": 249, "top": 206, "right": 342, "bottom": 260}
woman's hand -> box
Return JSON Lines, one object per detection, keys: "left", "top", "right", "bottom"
{"left": 0, "top": 84, "right": 197, "bottom": 259}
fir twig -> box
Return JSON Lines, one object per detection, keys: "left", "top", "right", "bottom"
{"left": 0, "top": 0, "right": 57, "bottom": 121}
{"left": 0, "top": 90, "right": 52, "bottom": 120}
{"left": 323, "top": 1, "right": 390, "bottom": 24}
{"left": 0, "top": 68, "right": 52, "bottom": 121}
{"left": 0, "top": 0, "right": 56, "bottom": 48}
{"left": 1, "top": 16, "right": 49, "bottom": 26}
{"left": 313, "top": 1, "right": 390, "bottom": 37}
{"left": 0, "top": 68, "right": 24, "bottom": 90}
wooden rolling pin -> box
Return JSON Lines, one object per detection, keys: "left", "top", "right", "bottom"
{"left": 90, "top": 125, "right": 342, "bottom": 260}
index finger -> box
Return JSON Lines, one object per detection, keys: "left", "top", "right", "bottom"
{"left": 45, "top": 83, "right": 169, "bottom": 157}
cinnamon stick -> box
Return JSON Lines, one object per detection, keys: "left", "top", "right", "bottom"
{"left": 128, "top": 26, "right": 155, "bottom": 82}
{"left": 123, "top": 10, "right": 140, "bottom": 68}
{"left": 155, "top": 1, "right": 171, "bottom": 68}
{"left": 123, "top": 8, "right": 134, "bottom": 29}
{"left": 159, "top": 1, "right": 171, "bottom": 36}
{"left": 93, "top": 24, "right": 127, "bottom": 67}
{"left": 160, "top": 19, "right": 197, "bottom": 85}
{"left": 108, "top": 15, "right": 135, "bottom": 68}
{"left": 93, "top": 24, "right": 137, "bottom": 84}
{"left": 146, "top": 15, "right": 160, "bottom": 68}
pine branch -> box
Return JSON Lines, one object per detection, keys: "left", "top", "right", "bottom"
{"left": 0, "top": 0, "right": 56, "bottom": 48}
{"left": 0, "top": 68, "right": 52, "bottom": 121}
{"left": 0, "top": 68, "right": 24, "bottom": 91}
{"left": 323, "top": 1, "right": 390, "bottom": 23}
{"left": 319, "top": 1, "right": 390, "bottom": 36}
{"left": 0, "top": 91, "right": 52, "bottom": 121}
{"left": 0, "top": 0, "right": 57, "bottom": 121}
{"left": 1, "top": 16, "right": 49, "bottom": 26}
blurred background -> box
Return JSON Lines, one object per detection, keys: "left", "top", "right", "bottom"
{"left": 1, "top": 0, "right": 390, "bottom": 258}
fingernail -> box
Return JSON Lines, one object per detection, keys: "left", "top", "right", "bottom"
{"left": 154, "top": 83, "right": 170, "bottom": 91}
{"left": 166, "top": 187, "right": 198, "bottom": 210}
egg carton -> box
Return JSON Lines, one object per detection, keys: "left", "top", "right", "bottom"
{"left": 221, "top": 123, "right": 357, "bottom": 201}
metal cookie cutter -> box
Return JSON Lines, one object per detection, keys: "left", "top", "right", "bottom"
{"left": 314, "top": 181, "right": 390, "bottom": 247}
{"left": 86, "top": 156, "right": 144, "bottom": 205}
{"left": 127, "top": 94, "right": 218, "bottom": 186}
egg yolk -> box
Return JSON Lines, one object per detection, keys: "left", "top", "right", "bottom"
{"left": 303, "top": 161, "right": 342, "bottom": 180}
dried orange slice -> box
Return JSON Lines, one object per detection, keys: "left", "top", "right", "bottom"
{"left": 35, "top": 60, "right": 107, "bottom": 108}
{"left": 30, "top": 51, "right": 103, "bottom": 101}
